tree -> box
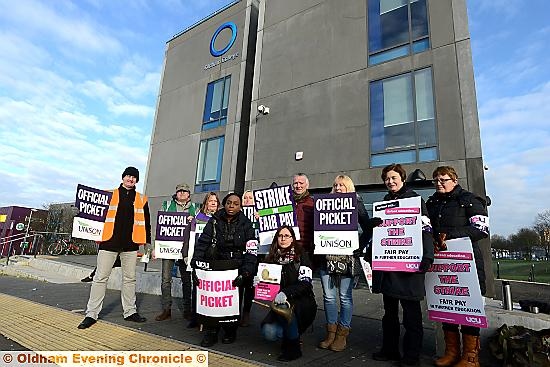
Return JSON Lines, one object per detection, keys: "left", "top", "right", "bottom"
{"left": 491, "top": 234, "right": 511, "bottom": 258}
{"left": 534, "top": 210, "right": 550, "bottom": 260}
{"left": 509, "top": 228, "right": 540, "bottom": 260}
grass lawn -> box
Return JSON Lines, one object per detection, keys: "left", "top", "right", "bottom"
{"left": 492, "top": 259, "right": 550, "bottom": 283}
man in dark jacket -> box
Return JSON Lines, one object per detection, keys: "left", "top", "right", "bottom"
{"left": 292, "top": 173, "right": 314, "bottom": 264}
{"left": 427, "top": 166, "right": 489, "bottom": 367}
{"left": 78, "top": 166, "right": 151, "bottom": 329}
{"left": 191, "top": 193, "right": 257, "bottom": 347}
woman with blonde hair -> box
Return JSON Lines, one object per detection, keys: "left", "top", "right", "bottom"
{"left": 317, "top": 174, "right": 376, "bottom": 351}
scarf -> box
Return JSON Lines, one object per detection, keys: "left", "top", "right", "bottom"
{"left": 276, "top": 245, "right": 296, "bottom": 265}
{"left": 293, "top": 190, "right": 310, "bottom": 203}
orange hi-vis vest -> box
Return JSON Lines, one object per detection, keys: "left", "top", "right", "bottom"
{"left": 101, "top": 188, "right": 147, "bottom": 244}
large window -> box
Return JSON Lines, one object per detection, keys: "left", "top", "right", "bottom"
{"left": 195, "top": 136, "right": 225, "bottom": 192}
{"left": 370, "top": 67, "right": 437, "bottom": 167}
{"left": 202, "top": 76, "right": 231, "bottom": 130}
{"left": 368, "top": 0, "right": 429, "bottom": 65}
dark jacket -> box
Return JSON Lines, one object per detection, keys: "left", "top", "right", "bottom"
{"left": 101, "top": 184, "right": 151, "bottom": 252}
{"left": 371, "top": 186, "right": 434, "bottom": 301}
{"left": 192, "top": 209, "right": 257, "bottom": 275}
{"left": 295, "top": 194, "right": 314, "bottom": 257}
{"left": 261, "top": 254, "right": 317, "bottom": 334}
{"left": 426, "top": 185, "right": 489, "bottom": 295}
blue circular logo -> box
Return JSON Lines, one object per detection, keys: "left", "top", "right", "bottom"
{"left": 210, "top": 22, "right": 237, "bottom": 57}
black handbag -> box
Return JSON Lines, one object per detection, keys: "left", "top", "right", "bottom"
{"left": 326, "top": 255, "right": 351, "bottom": 275}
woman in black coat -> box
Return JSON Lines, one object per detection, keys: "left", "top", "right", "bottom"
{"left": 260, "top": 225, "right": 317, "bottom": 362}
{"left": 191, "top": 193, "right": 257, "bottom": 347}
{"left": 371, "top": 164, "right": 434, "bottom": 366}
{"left": 427, "top": 166, "right": 489, "bottom": 367}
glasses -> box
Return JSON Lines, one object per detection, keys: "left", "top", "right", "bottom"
{"left": 278, "top": 234, "right": 292, "bottom": 239}
{"left": 432, "top": 178, "right": 454, "bottom": 184}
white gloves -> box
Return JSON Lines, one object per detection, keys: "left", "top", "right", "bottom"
{"left": 253, "top": 276, "right": 260, "bottom": 287}
{"left": 274, "top": 292, "right": 287, "bottom": 305}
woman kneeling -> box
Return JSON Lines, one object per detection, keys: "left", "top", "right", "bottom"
{"left": 260, "top": 225, "right": 317, "bottom": 362}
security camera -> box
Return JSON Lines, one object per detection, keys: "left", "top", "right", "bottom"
{"left": 483, "top": 165, "right": 489, "bottom": 171}
{"left": 258, "top": 105, "right": 270, "bottom": 115}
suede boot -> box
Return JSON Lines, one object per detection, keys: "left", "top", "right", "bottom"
{"left": 329, "top": 324, "right": 350, "bottom": 352}
{"left": 154, "top": 309, "right": 171, "bottom": 321}
{"left": 318, "top": 323, "right": 337, "bottom": 349}
{"left": 435, "top": 330, "right": 461, "bottom": 367}
{"left": 277, "top": 338, "right": 302, "bottom": 362}
{"left": 200, "top": 329, "right": 218, "bottom": 347}
{"left": 454, "top": 334, "right": 480, "bottom": 367}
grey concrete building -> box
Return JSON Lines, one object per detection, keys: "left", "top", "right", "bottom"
{"left": 145, "top": 0, "right": 492, "bottom": 294}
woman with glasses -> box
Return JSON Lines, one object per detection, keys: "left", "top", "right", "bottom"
{"left": 191, "top": 192, "right": 258, "bottom": 347}
{"left": 318, "top": 175, "right": 374, "bottom": 352}
{"left": 260, "top": 225, "right": 316, "bottom": 362}
{"left": 427, "top": 166, "right": 489, "bottom": 367}
{"left": 371, "top": 164, "right": 434, "bottom": 366}
{"left": 180, "top": 192, "right": 220, "bottom": 328}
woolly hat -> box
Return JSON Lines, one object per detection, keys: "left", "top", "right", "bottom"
{"left": 175, "top": 183, "right": 191, "bottom": 193}
{"left": 122, "top": 166, "right": 139, "bottom": 182}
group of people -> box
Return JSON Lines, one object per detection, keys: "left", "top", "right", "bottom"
{"left": 77, "top": 164, "right": 489, "bottom": 367}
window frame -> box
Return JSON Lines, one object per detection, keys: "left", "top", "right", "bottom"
{"left": 202, "top": 76, "right": 231, "bottom": 131}
{"left": 195, "top": 135, "right": 225, "bottom": 192}
{"left": 368, "top": 0, "right": 430, "bottom": 66}
{"left": 369, "top": 67, "right": 438, "bottom": 167}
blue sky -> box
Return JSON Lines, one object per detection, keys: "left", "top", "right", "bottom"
{"left": 0, "top": 0, "right": 548, "bottom": 237}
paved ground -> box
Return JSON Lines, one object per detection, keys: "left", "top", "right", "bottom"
{"left": 0, "top": 255, "right": 517, "bottom": 366}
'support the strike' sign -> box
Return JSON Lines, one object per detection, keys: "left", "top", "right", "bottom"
{"left": 254, "top": 185, "right": 300, "bottom": 249}
{"left": 313, "top": 193, "right": 359, "bottom": 255}
{"left": 254, "top": 263, "right": 282, "bottom": 301}
{"left": 196, "top": 269, "right": 239, "bottom": 318}
{"left": 154, "top": 211, "right": 191, "bottom": 259}
{"left": 72, "top": 184, "right": 112, "bottom": 241}
{"left": 425, "top": 237, "right": 487, "bottom": 328}
{"left": 372, "top": 196, "right": 423, "bottom": 272}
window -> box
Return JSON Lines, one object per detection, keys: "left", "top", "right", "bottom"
{"left": 195, "top": 136, "right": 225, "bottom": 192}
{"left": 202, "top": 76, "right": 231, "bottom": 130}
{"left": 370, "top": 68, "right": 437, "bottom": 167}
{"left": 368, "top": 0, "right": 429, "bottom": 65}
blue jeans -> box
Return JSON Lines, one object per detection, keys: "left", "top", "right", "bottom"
{"left": 319, "top": 269, "right": 354, "bottom": 328}
{"left": 261, "top": 313, "right": 299, "bottom": 341}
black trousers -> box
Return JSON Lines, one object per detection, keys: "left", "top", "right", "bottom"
{"left": 381, "top": 294, "right": 423, "bottom": 360}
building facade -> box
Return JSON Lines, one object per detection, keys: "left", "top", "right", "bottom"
{"left": 145, "top": 0, "right": 492, "bottom": 294}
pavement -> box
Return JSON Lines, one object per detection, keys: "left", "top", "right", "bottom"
{"left": 0, "top": 254, "right": 536, "bottom": 366}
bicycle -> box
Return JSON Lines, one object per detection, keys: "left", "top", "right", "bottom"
{"left": 47, "top": 238, "right": 86, "bottom": 256}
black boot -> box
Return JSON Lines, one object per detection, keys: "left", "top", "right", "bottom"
{"left": 200, "top": 329, "right": 218, "bottom": 347}
{"left": 277, "top": 338, "right": 302, "bottom": 362}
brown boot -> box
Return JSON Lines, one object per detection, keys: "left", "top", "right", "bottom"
{"left": 329, "top": 324, "right": 350, "bottom": 352}
{"left": 318, "top": 323, "right": 337, "bottom": 349}
{"left": 454, "top": 334, "right": 480, "bottom": 367}
{"left": 155, "top": 309, "right": 171, "bottom": 321}
{"left": 435, "top": 330, "right": 461, "bottom": 367}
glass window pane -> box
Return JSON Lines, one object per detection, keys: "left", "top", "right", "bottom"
{"left": 380, "top": 0, "right": 407, "bottom": 14}
{"left": 414, "top": 68, "right": 434, "bottom": 121}
{"left": 385, "top": 122, "right": 415, "bottom": 149}
{"left": 411, "top": 0, "right": 429, "bottom": 39}
{"left": 210, "top": 80, "right": 224, "bottom": 115}
{"left": 222, "top": 76, "right": 231, "bottom": 110}
{"left": 371, "top": 150, "right": 416, "bottom": 167}
{"left": 195, "top": 141, "right": 206, "bottom": 184}
{"left": 384, "top": 74, "right": 414, "bottom": 127}
{"left": 412, "top": 38, "right": 429, "bottom": 53}
{"left": 203, "top": 139, "right": 221, "bottom": 181}
{"left": 369, "top": 45, "right": 409, "bottom": 65}
{"left": 419, "top": 147, "right": 437, "bottom": 162}
{"left": 369, "top": 0, "right": 409, "bottom": 54}
{"left": 203, "top": 83, "right": 214, "bottom": 122}
{"left": 417, "top": 119, "right": 436, "bottom": 147}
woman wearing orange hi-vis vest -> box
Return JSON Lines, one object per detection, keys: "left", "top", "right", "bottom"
{"left": 78, "top": 166, "right": 151, "bottom": 330}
